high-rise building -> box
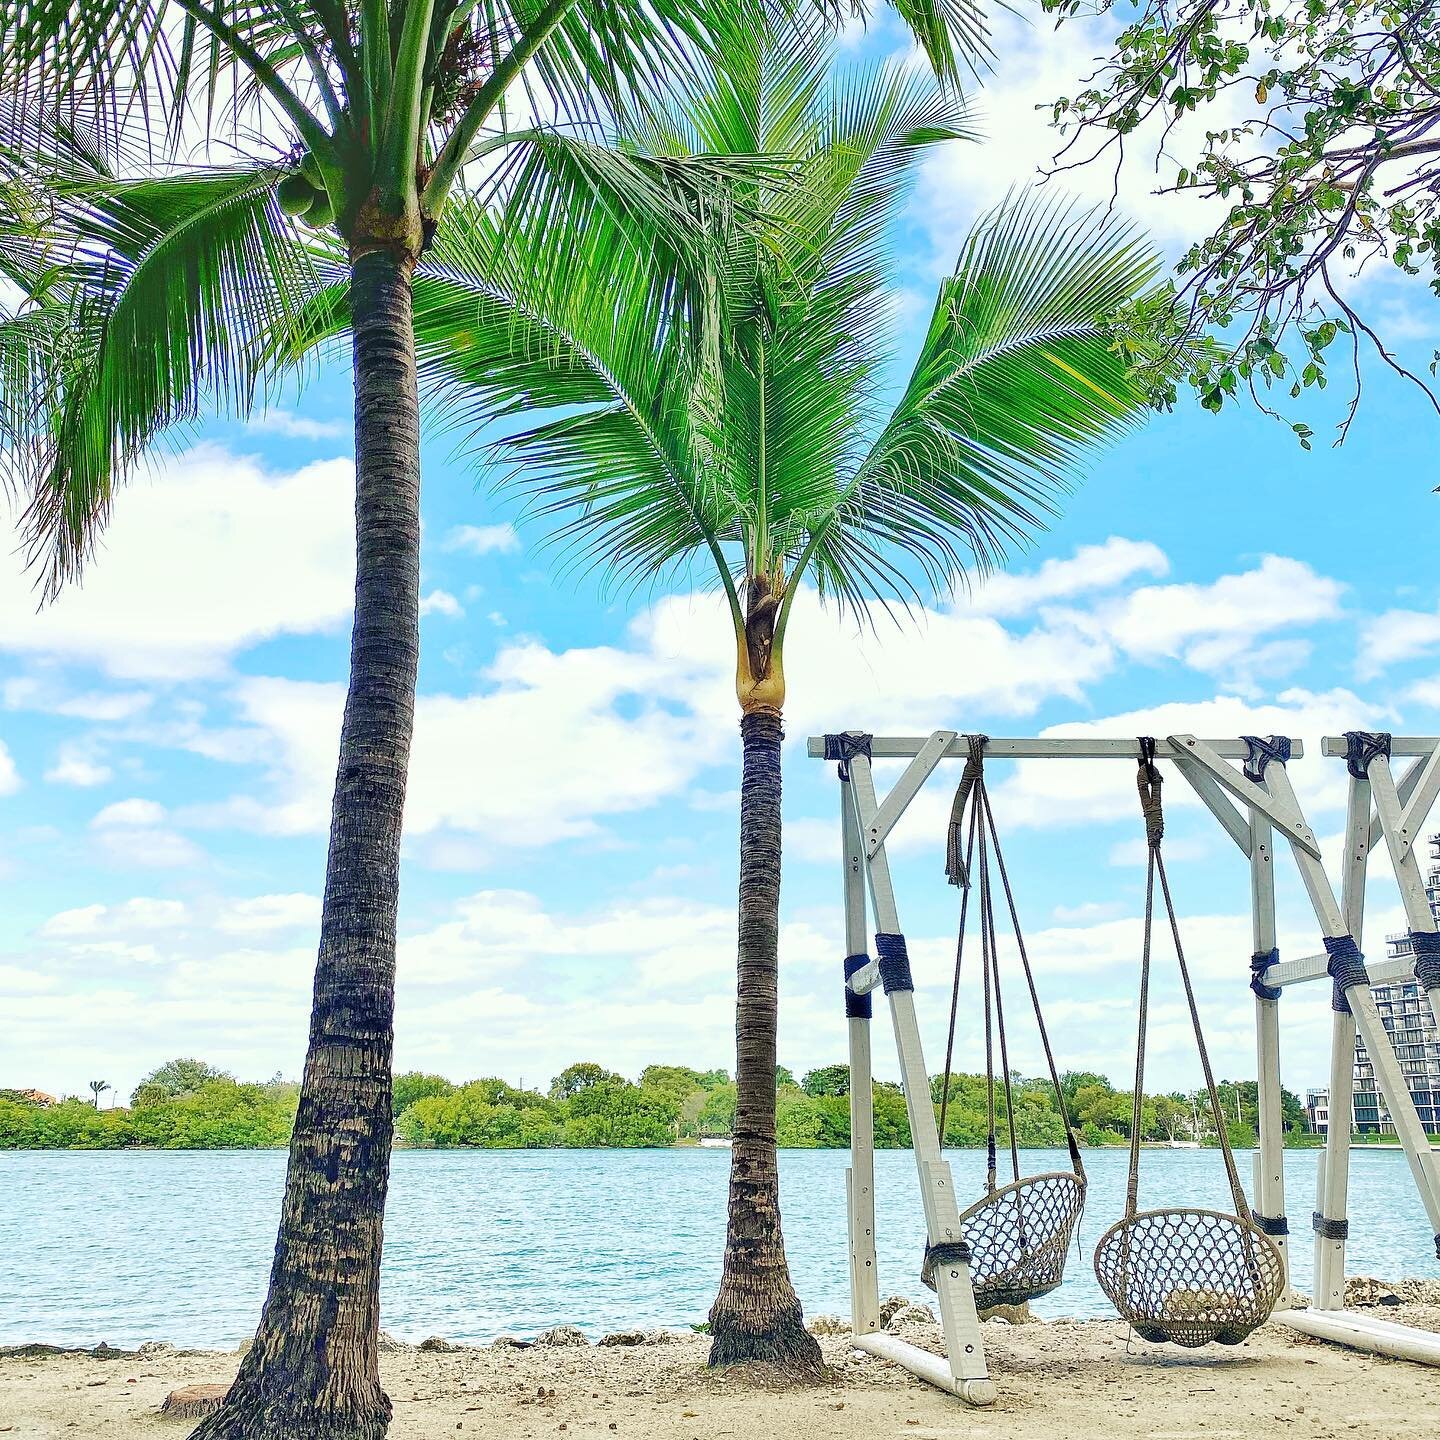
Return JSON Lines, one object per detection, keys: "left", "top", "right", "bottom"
{"left": 1350, "top": 835, "right": 1440, "bottom": 1135}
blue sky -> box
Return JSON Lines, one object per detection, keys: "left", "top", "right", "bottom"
{"left": 3, "top": 8, "right": 1439, "bottom": 1105}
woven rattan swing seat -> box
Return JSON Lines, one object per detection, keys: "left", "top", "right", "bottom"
{"left": 1093, "top": 744, "right": 1286, "bottom": 1348}
{"left": 1093, "top": 1206, "right": 1285, "bottom": 1347}
{"left": 933, "top": 739, "right": 1087, "bottom": 1313}
{"left": 955, "top": 1170, "right": 1086, "bottom": 1309}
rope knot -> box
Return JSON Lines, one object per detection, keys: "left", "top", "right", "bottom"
{"left": 945, "top": 734, "right": 987, "bottom": 887}
{"left": 1136, "top": 737, "right": 1164, "bottom": 848}
{"left": 823, "top": 730, "right": 872, "bottom": 780}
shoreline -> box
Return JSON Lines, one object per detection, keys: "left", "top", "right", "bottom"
{"left": 5, "top": 1290, "right": 1439, "bottom": 1440}
{"left": 1, "top": 1139, "right": 1329, "bottom": 1154}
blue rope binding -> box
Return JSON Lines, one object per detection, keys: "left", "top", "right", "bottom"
{"left": 823, "top": 731, "right": 872, "bottom": 781}
{"left": 1323, "top": 934, "right": 1368, "bottom": 1013}
{"left": 1242, "top": 735, "right": 1291, "bottom": 784}
{"left": 874, "top": 932, "right": 914, "bottom": 993}
{"left": 1250, "top": 947, "right": 1282, "bottom": 1001}
{"left": 1344, "top": 730, "right": 1391, "bottom": 779}
{"left": 843, "top": 953, "right": 873, "bottom": 1019}
{"left": 1410, "top": 929, "right": 1440, "bottom": 992}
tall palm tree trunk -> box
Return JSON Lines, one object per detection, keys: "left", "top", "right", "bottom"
{"left": 193, "top": 248, "right": 421, "bottom": 1440}
{"left": 708, "top": 707, "right": 823, "bottom": 1376}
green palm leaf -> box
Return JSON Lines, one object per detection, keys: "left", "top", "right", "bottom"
{"left": 0, "top": 160, "right": 325, "bottom": 594}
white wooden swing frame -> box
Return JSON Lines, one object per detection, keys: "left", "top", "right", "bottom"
{"left": 806, "top": 729, "right": 1440, "bottom": 1405}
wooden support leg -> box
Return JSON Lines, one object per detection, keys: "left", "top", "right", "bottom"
{"left": 1249, "top": 812, "right": 1291, "bottom": 1289}
{"left": 846, "top": 756, "right": 994, "bottom": 1406}
{"left": 841, "top": 776, "right": 880, "bottom": 1338}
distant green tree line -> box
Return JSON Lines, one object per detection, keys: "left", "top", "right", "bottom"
{"left": 0, "top": 1059, "right": 1315, "bottom": 1151}
{"left": 0, "top": 1060, "right": 298, "bottom": 1149}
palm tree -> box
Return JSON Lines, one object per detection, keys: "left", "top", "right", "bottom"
{"left": 411, "top": 15, "right": 1164, "bottom": 1371}
{"left": 88, "top": 1079, "right": 110, "bottom": 1109}
{"left": 0, "top": 3, "right": 992, "bottom": 1431}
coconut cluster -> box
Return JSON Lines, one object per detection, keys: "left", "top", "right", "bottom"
{"left": 276, "top": 151, "right": 333, "bottom": 228}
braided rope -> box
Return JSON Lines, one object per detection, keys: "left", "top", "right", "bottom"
{"left": 1410, "top": 928, "right": 1440, "bottom": 991}
{"left": 933, "top": 736, "right": 1086, "bottom": 1303}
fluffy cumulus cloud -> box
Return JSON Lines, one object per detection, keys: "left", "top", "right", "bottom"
{"left": 45, "top": 741, "right": 112, "bottom": 787}
{"left": 1359, "top": 607, "right": 1440, "bottom": 679}
{"left": 0, "top": 444, "right": 355, "bottom": 680}
{"left": 442, "top": 523, "right": 520, "bottom": 556}
{"left": 0, "top": 739, "right": 18, "bottom": 795}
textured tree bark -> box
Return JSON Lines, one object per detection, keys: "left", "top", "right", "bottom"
{"left": 708, "top": 707, "right": 824, "bottom": 1376}
{"left": 191, "top": 248, "right": 421, "bottom": 1440}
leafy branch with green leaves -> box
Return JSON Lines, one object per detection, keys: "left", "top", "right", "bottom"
{"left": 1044, "top": 0, "right": 1440, "bottom": 445}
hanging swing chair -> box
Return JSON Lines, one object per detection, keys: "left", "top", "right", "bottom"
{"left": 931, "top": 738, "right": 1086, "bottom": 1311}
{"left": 1092, "top": 741, "right": 1286, "bottom": 1347}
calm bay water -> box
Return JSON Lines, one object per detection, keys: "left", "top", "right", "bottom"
{"left": 1, "top": 1146, "right": 1435, "bottom": 1349}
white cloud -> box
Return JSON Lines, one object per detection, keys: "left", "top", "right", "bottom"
{"left": 95, "top": 827, "right": 203, "bottom": 868}
{"left": 40, "top": 898, "right": 188, "bottom": 937}
{"left": 1359, "top": 607, "right": 1440, "bottom": 678}
{"left": 93, "top": 798, "right": 168, "bottom": 828}
{"left": 0, "top": 740, "right": 18, "bottom": 795}
{"left": 180, "top": 634, "right": 729, "bottom": 854}
{"left": 420, "top": 589, "right": 464, "bottom": 618}
{"left": 45, "top": 742, "right": 112, "bottom": 787}
{"left": 2, "top": 677, "right": 153, "bottom": 720}
{"left": 1081, "top": 556, "right": 1344, "bottom": 674}
{"left": 969, "top": 538, "right": 1168, "bottom": 617}
{"left": 441, "top": 523, "right": 520, "bottom": 556}
{"left": 0, "top": 444, "right": 355, "bottom": 680}
{"left": 247, "top": 408, "right": 348, "bottom": 441}
{"left": 88, "top": 799, "right": 202, "bottom": 868}
{"left": 216, "top": 893, "right": 320, "bottom": 934}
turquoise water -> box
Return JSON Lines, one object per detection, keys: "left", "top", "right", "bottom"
{"left": 1, "top": 1147, "right": 1435, "bottom": 1349}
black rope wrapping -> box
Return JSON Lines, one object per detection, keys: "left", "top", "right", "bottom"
{"left": 874, "top": 932, "right": 914, "bottom": 993}
{"left": 843, "top": 953, "right": 872, "bottom": 1019}
{"left": 1324, "top": 934, "right": 1369, "bottom": 1013}
{"left": 823, "top": 730, "right": 872, "bottom": 780}
{"left": 1313, "top": 1212, "right": 1350, "bottom": 1241}
{"left": 1137, "top": 736, "right": 1164, "bottom": 848}
{"left": 1344, "top": 730, "right": 1391, "bottom": 780}
{"left": 1410, "top": 929, "right": 1440, "bottom": 991}
{"left": 1250, "top": 948, "right": 1283, "bottom": 1001}
{"left": 920, "top": 1239, "right": 973, "bottom": 1292}
{"left": 944, "top": 735, "right": 987, "bottom": 887}
{"left": 1243, "top": 734, "right": 1292, "bottom": 784}
{"left": 1434, "top": 1233, "right": 1440, "bottom": 1262}
{"left": 1250, "top": 1209, "right": 1290, "bottom": 1237}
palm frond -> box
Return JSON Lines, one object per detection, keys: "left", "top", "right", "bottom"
{"left": 800, "top": 189, "right": 1162, "bottom": 614}
{"left": 0, "top": 159, "right": 326, "bottom": 594}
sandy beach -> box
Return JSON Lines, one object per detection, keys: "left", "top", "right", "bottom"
{"left": 4, "top": 1289, "right": 1439, "bottom": 1440}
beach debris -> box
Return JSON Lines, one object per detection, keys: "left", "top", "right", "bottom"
{"left": 598, "top": 1330, "right": 649, "bottom": 1347}
{"left": 377, "top": 1331, "right": 411, "bottom": 1352}
{"left": 419, "top": 1336, "right": 462, "bottom": 1352}
{"left": 883, "top": 1303, "right": 936, "bottom": 1332}
{"left": 1345, "top": 1276, "right": 1440, "bottom": 1307}
{"left": 532, "top": 1325, "right": 589, "bottom": 1347}
{"left": 159, "top": 1383, "right": 229, "bottom": 1420}
{"left": 878, "top": 1296, "right": 913, "bottom": 1327}
{"left": 138, "top": 1341, "right": 177, "bottom": 1357}
{"left": 490, "top": 1334, "right": 533, "bottom": 1349}
{"left": 806, "top": 1314, "right": 848, "bottom": 1336}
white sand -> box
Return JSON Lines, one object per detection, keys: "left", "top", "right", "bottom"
{"left": 4, "top": 1302, "right": 1439, "bottom": 1440}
